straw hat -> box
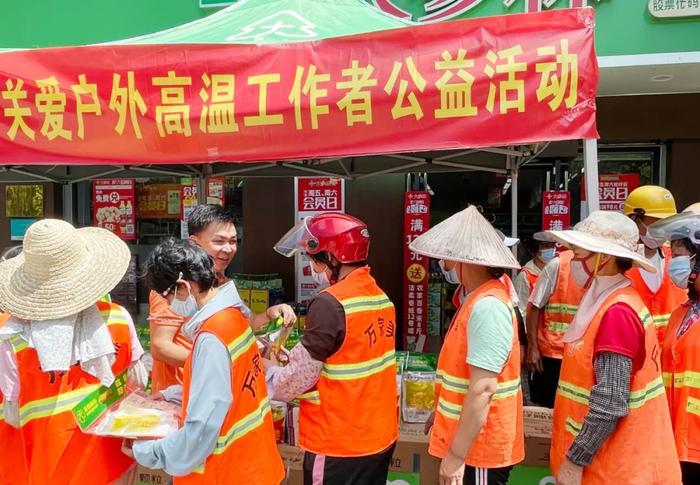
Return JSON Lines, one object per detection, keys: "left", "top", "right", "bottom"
{"left": 495, "top": 229, "right": 519, "bottom": 248}
{"left": 0, "top": 219, "right": 130, "bottom": 320}
{"left": 409, "top": 205, "right": 521, "bottom": 270}
{"left": 546, "top": 211, "right": 655, "bottom": 272}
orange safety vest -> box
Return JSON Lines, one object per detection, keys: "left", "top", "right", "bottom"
{"left": 453, "top": 275, "right": 517, "bottom": 310}
{"left": 550, "top": 288, "right": 680, "bottom": 484}
{"left": 177, "top": 307, "right": 284, "bottom": 485}
{"left": 429, "top": 279, "right": 524, "bottom": 468}
{"left": 12, "top": 302, "right": 134, "bottom": 485}
{"left": 298, "top": 266, "right": 398, "bottom": 457}
{"left": 522, "top": 265, "right": 540, "bottom": 289}
{"left": 627, "top": 246, "right": 688, "bottom": 344}
{"left": 0, "top": 312, "right": 29, "bottom": 485}
{"left": 662, "top": 304, "right": 700, "bottom": 465}
{"left": 538, "top": 250, "right": 585, "bottom": 359}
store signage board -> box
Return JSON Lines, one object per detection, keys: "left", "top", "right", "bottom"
{"left": 92, "top": 179, "right": 136, "bottom": 240}
{"left": 180, "top": 183, "right": 198, "bottom": 238}
{"left": 293, "top": 177, "right": 345, "bottom": 303}
{"left": 542, "top": 190, "right": 571, "bottom": 231}
{"left": 402, "top": 191, "right": 430, "bottom": 351}
{"left": 649, "top": 0, "right": 700, "bottom": 18}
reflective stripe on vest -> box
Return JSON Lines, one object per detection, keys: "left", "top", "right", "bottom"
{"left": 19, "top": 384, "right": 100, "bottom": 426}
{"left": 213, "top": 397, "right": 272, "bottom": 456}
{"left": 321, "top": 349, "right": 395, "bottom": 381}
{"left": 544, "top": 303, "right": 578, "bottom": 315}
{"left": 99, "top": 307, "right": 131, "bottom": 327}
{"left": 299, "top": 390, "right": 321, "bottom": 405}
{"left": 227, "top": 329, "right": 256, "bottom": 362}
{"left": 9, "top": 335, "right": 27, "bottom": 354}
{"left": 340, "top": 294, "right": 394, "bottom": 315}
{"left": 0, "top": 402, "right": 4, "bottom": 421}
{"left": 663, "top": 370, "right": 700, "bottom": 390}
{"left": 653, "top": 313, "right": 672, "bottom": 329}
{"left": 687, "top": 397, "right": 700, "bottom": 417}
{"left": 558, "top": 376, "right": 666, "bottom": 410}
{"left": 436, "top": 377, "right": 521, "bottom": 420}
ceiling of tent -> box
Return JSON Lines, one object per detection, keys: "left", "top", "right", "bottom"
{"left": 0, "top": 141, "right": 579, "bottom": 183}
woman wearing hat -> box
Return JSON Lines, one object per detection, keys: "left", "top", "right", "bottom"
{"left": 546, "top": 211, "right": 680, "bottom": 485}
{"left": 647, "top": 207, "right": 700, "bottom": 484}
{"left": 411, "top": 206, "right": 524, "bottom": 485}
{"left": 0, "top": 219, "right": 137, "bottom": 484}
{"left": 129, "top": 238, "right": 284, "bottom": 484}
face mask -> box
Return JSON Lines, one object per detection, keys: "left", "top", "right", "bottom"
{"left": 438, "top": 260, "right": 460, "bottom": 285}
{"left": 310, "top": 264, "right": 331, "bottom": 289}
{"left": 169, "top": 290, "right": 198, "bottom": 318}
{"left": 669, "top": 255, "right": 693, "bottom": 289}
{"left": 539, "top": 248, "right": 556, "bottom": 263}
{"left": 640, "top": 232, "right": 661, "bottom": 250}
{"left": 570, "top": 260, "right": 590, "bottom": 288}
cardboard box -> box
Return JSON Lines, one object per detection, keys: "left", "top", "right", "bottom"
{"left": 131, "top": 465, "right": 171, "bottom": 485}
{"left": 399, "top": 420, "right": 430, "bottom": 443}
{"left": 523, "top": 406, "right": 553, "bottom": 439}
{"left": 390, "top": 440, "right": 439, "bottom": 485}
{"left": 279, "top": 444, "right": 304, "bottom": 485}
{"left": 522, "top": 436, "right": 551, "bottom": 468}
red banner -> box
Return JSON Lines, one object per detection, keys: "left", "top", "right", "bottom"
{"left": 542, "top": 190, "right": 571, "bottom": 231}
{"left": 0, "top": 9, "right": 597, "bottom": 165}
{"left": 92, "top": 179, "right": 135, "bottom": 240}
{"left": 582, "top": 173, "right": 641, "bottom": 212}
{"left": 403, "top": 191, "right": 431, "bottom": 351}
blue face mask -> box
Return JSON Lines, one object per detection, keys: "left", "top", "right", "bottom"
{"left": 669, "top": 255, "right": 693, "bottom": 289}
{"left": 539, "top": 248, "right": 556, "bottom": 263}
{"left": 438, "top": 260, "right": 460, "bottom": 285}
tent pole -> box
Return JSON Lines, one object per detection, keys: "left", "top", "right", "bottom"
{"left": 510, "top": 162, "right": 519, "bottom": 261}
{"left": 583, "top": 138, "right": 600, "bottom": 213}
{"left": 62, "top": 183, "right": 74, "bottom": 224}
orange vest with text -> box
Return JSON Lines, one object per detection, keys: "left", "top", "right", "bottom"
{"left": 627, "top": 246, "right": 688, "bottom": 344}
{"left": 13, "top": 302, "right": 134, "bottom": 485}
{"left": 538, "top": 250, "right": 585, "bottom": 359}
{"left": 298, "top": 267, "right": 398, "bottom": 457}
{"left": 550, "top": 288, "right": 680, "bottom": 484}
{"left": 0, "top": 312, "right": 29, "bottom": 485}
{"left": 429, "top": 279, "right": 524, "bottom": 468}
{"left": 176, "top": 307, "right": 284, "bottom": 485}
{"left": 662, "top": 303, "right": 700, "bottom": 465}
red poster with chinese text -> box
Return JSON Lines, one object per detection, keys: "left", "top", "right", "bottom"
{"left": 582, "top": 173, "right": 640, "bottom": 212}
{"left": 92, "top": 179, "right": 136, "bottom": 240}
{"left": 403, "top": 191, "right": 431, "bottom": 350}
{"left": 206, "top": 177, "right": 225, "bottom": 206}
{"left": 294, "top": 177, "right": 345, "bottom": 303}
{"left": 542, "top": 191, "right": 571, "bottom": 231}
{"left": 0, "top": 8, "right": 597, "bottom": 166}
{"left": 180, "top": 183, "right": 198, "bottom": 238}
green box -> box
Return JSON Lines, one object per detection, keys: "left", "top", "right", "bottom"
{"left": 387, "top": 471, "right": 420, "bottom": 485}
{"left": 508, "top": 466, "right": 554, "bottom": 485}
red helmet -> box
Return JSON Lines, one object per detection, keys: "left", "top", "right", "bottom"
{"left": 274, "top": 213, "right": 370, "bottom": 263}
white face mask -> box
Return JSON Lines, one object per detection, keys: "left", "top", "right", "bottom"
{"left": 310, "top": 264, "right": 331, "bottom": 289}
{"left": 438, "top": 260, "right": 460, "bottom": 285}
{"left": 169, "top": 290, "right": 198, "bottom": 317}
{"left": 570, "top": 259, "right": 591, "bottom": 288}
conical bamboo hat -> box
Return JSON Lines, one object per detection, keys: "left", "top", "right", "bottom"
{"left": 409, "top": 205, "right": 521, "bottom": 269}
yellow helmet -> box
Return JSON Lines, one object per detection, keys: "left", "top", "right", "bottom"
{"left": 684, "top": 203, "right": 700, "bottom": 215}
{"left": 623, "top": 185, "right": 677, "bottom": 219}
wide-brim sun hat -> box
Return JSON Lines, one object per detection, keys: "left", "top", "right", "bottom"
{"left": 0, "top": 219, "right": 131, "bottom": 321}
{"left": 545, "top": 210, "right": 655, "bottom": 273}
{"left": 495, "top": 229, "right": 519, "bottom": 248}
{"left": 409, "top": 205, "right": 521, "bottom": 270}
{"left": 533, "top": 231, "right": 555, "bottom": 243}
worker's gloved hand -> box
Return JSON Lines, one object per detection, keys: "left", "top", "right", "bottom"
{"left": 266, "top": 304, "right": 297, "bottom": 327}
